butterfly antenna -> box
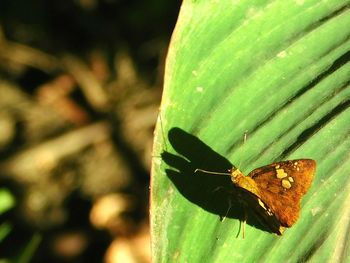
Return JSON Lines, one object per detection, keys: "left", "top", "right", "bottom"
{"left": 194, "top": 169, "right": 231, "bottom": 176}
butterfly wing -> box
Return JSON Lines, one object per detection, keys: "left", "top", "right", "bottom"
{"left": 235, "top": 187, "right": 286, "bottom": 235}
{"left": 248, "top": 159, "right": 316, "bottom": 227}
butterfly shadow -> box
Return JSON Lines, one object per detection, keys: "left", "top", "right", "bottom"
{"left": 162, "top": 127, "right": 280, "bottom": 236}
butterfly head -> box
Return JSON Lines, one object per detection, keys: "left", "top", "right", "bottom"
{"left": 229, "top": 167, "right": 244, "bottom": 183}
{"left": 229, "top": 166, "right": 260, "bottom": 197}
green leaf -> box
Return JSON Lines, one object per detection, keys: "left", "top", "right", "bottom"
{"left": 0, "top": 189, "right": 15, "bottom": 214}
{"left": 0, "top": 223, "right": 12, "bottom": 243}
{"left": 151, "top": 1, "right": 350, "bottom": 262}
{"left": 0, "top": 190, "right": 15, "bottom": 258}
{"left": 15, "top": 234, "right": 42, "bottom": 263}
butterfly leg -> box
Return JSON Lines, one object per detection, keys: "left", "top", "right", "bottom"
{"left": 221, "top": 196, "right": 233, "bottom": 222}
{"left": 242, "top": 209, "right": 247, "bottom": 239}
{"left": 212, "top": 186, "right": 225, "bottom": 193}
{"left": 235, "top": 219, "right": 241, "bottom": 238}
{"left": 212, "top": 186, "right": 232, "bottom": 221}
{"left": 234, "top": 206, "right": 247, "bottom": 238}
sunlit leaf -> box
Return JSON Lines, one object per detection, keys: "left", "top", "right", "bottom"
{"left": 151, "top": 1, "right": 350, "bottom": 262}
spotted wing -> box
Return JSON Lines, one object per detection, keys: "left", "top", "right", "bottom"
{"left": 248, "top": 159, "right": 316, "bottom": 227}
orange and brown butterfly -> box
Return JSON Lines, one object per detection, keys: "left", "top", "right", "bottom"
{"left": 196, "top": 159, "right": 316, "bottom": 235}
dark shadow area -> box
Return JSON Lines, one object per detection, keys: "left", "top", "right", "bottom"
{"left": 244, "top": 48, "right": 350, "bottom": 151}
{"left": 294, "top": 49, "right": 350, "bottom": 100}
{"left": 280, "top": 97, "right": 350, "bottom": 159}
{"left": 162, "top": 127, "right": 283, "bottom": 235}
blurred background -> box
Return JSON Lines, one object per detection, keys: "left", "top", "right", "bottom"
{"left": 0, "top": 0, "right": 180, "bottom": 262}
